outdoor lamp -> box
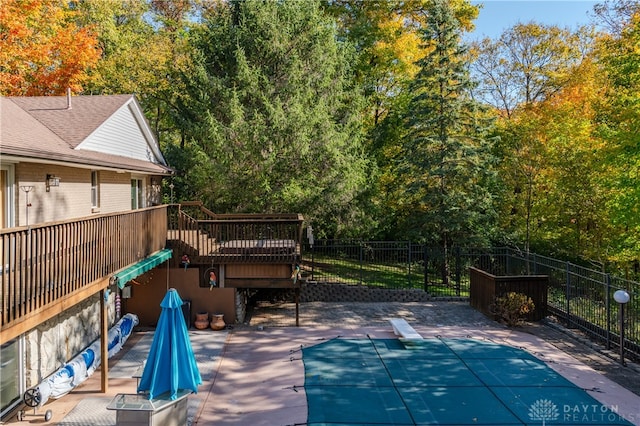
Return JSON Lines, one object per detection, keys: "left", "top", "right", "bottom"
{"left": 20, "top": 185, "right": 34, "bottom": 229}
{"left": 614, "top": 289, "right": 630, "bottom": 365}
{"left": 46, "top": 174, "right": 60, "bottom": 192}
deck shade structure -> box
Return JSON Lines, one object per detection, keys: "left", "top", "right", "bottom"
{"left": 137, "top": 288, "right": 202, "bottom": 400}
{"left": 113, "top": 249, "right": 173, "bottom": 289}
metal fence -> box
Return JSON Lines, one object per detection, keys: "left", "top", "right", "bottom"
{"left": 302, "top": 241, "right": 640, "bottom": 362}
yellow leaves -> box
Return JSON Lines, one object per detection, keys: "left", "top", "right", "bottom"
{"left": 374, "top": 15, "right": 424, "bottom": 78}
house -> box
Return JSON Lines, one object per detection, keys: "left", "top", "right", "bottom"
{"left": 0, "top": 93, "right": 172, "bottom": 419}
{"left": 0, "top": 93, "right": 304, "bottom": 421}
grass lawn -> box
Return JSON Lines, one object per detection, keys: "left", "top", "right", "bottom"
{"left": 304, "top": 254, "right": 469, "bottom": 297}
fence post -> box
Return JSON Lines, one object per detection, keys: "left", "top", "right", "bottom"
{"left": 423, "top": 244, "right": 429, "bottom": 293}
{"left": 311, "top": 243, "right": 315, "bottom": 281}
{"left": 455, "top": 246, "right": 461, "bottom": 296}
{"left": 359, "top": 241, "right": 363, "bottom": 285}
{"left": 606, "top": 273, "right": 612, "bottom": 350}
{"left": 407, "top": 241, "right": 412, "bottom": 288}
{"left": 566, "top": 262, "right": 571, "bottom": 327}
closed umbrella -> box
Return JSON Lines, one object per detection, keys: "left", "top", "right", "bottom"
{"left": 137, "top": 288, "right": 202, "bottom": 400}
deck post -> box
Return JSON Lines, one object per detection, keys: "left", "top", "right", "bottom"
{"left": 100, "top": 288, "right": 109, "bottom": 393}
{"left": 295, "top": 288, "right": 300, "bottom": 327}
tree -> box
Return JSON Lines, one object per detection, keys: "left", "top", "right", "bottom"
{"left": 400, "top": 0, "right": 496, "bottom": 283}
{"left": 593, "top": 0, "right": 640, "bottom": 34}
{"left": 322, "top": 0, "right": 480, "bottom": 239}
{"left": 594, "top": 9, "right": 640, "bottom": 265}
{"left": 471, "top": 21, "right": 607, "bottom": 259}
{"left": 470, "top": 23, "right": 594, "bottom": 117}
{"left": 0, "top": 0, "right": 101, "bottom": 95}
{"left": 77, "top": 0, "right": 157, "bottom": 96}
{"left": 171, "top": 0, "right": 370, "bottom": 237}
{"left": 323, "top": 0, "right": 478, "bottom": 129}
{"left": 492, "top": 112, "right": 546, "bottom": 255}
{"left": 497, "top": 58, "right": 611, "bottom": 260}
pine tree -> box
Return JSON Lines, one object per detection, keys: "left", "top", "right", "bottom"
{"left": 169, "top": 0, "right": 370, "bottom": 237}
{"left": 400, "top": 0, "right": 496, "bottom": 284}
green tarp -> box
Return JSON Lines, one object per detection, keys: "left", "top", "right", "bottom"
{"left": 114, "top": 249, "right": 172, "bottom": 289}
{"left": 303, "top": 338, "right": 634, "bottom": 425}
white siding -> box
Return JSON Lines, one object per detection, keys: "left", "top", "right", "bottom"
{"left": 76, "top": 104, "right": 158, "bottom": 163}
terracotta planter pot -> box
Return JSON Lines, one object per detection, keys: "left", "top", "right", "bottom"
{"left": 210, "top": 314, "right": 225, "bottom": 331}
{"left": 194, "top": 312, "right": 209, "bottom": 330}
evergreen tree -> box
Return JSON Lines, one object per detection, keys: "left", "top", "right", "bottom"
{"left": 400, "top": 0, "right": 496, "bottom": 283}
{"left": 170, "top": 0, "right": 370, "bottom": 237}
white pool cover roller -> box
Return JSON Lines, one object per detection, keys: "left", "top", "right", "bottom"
{"left": 31, "top": 313, "right": 139, "bottom": 407}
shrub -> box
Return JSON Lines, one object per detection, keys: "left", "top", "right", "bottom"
{"left": 490, "top": 292, "right": 535, "bottom": 327}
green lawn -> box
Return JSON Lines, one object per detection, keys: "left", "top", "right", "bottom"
{"left": 303, "top": 254, "right": 470, "bottom": 297}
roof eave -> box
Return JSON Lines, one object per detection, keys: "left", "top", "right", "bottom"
{"left": 0, "top": 151, "right": 174, "bottom": 176}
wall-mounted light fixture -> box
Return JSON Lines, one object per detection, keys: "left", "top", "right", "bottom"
{"left": 46, "top": 174, "right": 60, "bottom": 192}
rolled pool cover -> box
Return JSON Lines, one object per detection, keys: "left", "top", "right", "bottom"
{"left": 30, "top": 313, "right": 139, "bottom": 407}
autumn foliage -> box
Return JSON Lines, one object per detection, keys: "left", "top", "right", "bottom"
{"left": 0, "top": 0, "right": 101, "bottom": 96}
{"left": 3, "top": 0, "right": 640, "bottom": 269}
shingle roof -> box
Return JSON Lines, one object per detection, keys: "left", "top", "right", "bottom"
{"left": 9, "top": 94, "right": 133, "bottom": 148}
{"left": 0, "top": 95, "right": 172, "bottom": 175}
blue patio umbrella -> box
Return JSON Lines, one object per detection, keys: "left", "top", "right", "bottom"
{"left": 137, "top": 288, "right": 202, "bottom": 400}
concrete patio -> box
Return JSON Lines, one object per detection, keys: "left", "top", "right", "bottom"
{"left": 4, "top": 301, "right": 640, "bottom": 425}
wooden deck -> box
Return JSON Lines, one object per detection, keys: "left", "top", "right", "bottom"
{"left": 167, "top": 203, "right": 303, "bottom": 265}
{"left": 1, "top": 202, "right": 305, "bottom": 341}
{"left": 1, "top": 206, "right": 168, "bottom": 342}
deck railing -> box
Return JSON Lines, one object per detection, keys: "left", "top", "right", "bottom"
{"left": 2, "top": 203, "right": 304, "bottom": 338}
{"left": 1, "top": 206, "right": 168, "bottom": 332}
{"left": 168, "top": 203, "right": 304, "bottom": 264}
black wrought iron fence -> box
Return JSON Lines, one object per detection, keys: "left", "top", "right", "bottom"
{"left": 302, "top": 241, "right": 640, "bottom": 361}
{"left": 504, "top": 250, "right": 640, "bottom": 362}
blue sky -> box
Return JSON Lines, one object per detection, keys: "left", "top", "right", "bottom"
{"left": 468, "top": 0, "right": 600, "bottom": 40}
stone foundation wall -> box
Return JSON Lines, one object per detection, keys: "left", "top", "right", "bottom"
{"left": 235, "top": 289, "right": 254, "bottom": 324}
{"left": 24, "top": 292, "right": 116, "bottom": 387}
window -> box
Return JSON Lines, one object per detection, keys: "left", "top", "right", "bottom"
{"left": 91, "top": 171, "right": 99, "bottom": 209}
{"left": 131, "top": 178, "right": 143, "bottom": 209}
{"left": 1, "top": 338, "right": 23, "bottom": 417}
{"left": 0, "top": 170, "right": 6, "bottom": 228}
{"left": 0, "top": 164, "right": 15, "bottom": 228}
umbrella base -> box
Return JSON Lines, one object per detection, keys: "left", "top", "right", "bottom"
{"left": 107, "top": 390, "right": 191, "bottom": 426}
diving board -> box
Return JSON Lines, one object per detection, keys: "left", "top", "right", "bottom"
{"left": 389, "top": 318, "right": 423, "bottom": 340}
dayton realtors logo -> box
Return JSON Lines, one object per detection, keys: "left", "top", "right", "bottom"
{"left": 528, "top": 399, "right": 559, "bottom": 425}
{"left": 528, "top": 398, "right": 629, "bottom": 424}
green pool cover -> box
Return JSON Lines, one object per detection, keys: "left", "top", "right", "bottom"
{"left": 303, "top": 338, "right": 633, "bottom": 425}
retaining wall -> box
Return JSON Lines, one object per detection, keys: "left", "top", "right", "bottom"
{"left": 300, "top": 281, "right": 465, "bottom": 303}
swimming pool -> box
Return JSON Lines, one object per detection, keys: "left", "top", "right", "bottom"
{"left": 303, "top": 338, "right": 633, "bottom": 425}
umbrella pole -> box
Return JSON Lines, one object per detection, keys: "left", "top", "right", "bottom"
{"left": 166, "top": 259, "right": 170, "bottom": 292}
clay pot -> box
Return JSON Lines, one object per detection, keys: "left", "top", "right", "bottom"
{"left": 210, "top": 313, "right": 225, "bottom": 331}
{"left": 194, "top": 312, "right": 209, "bottom": 330}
